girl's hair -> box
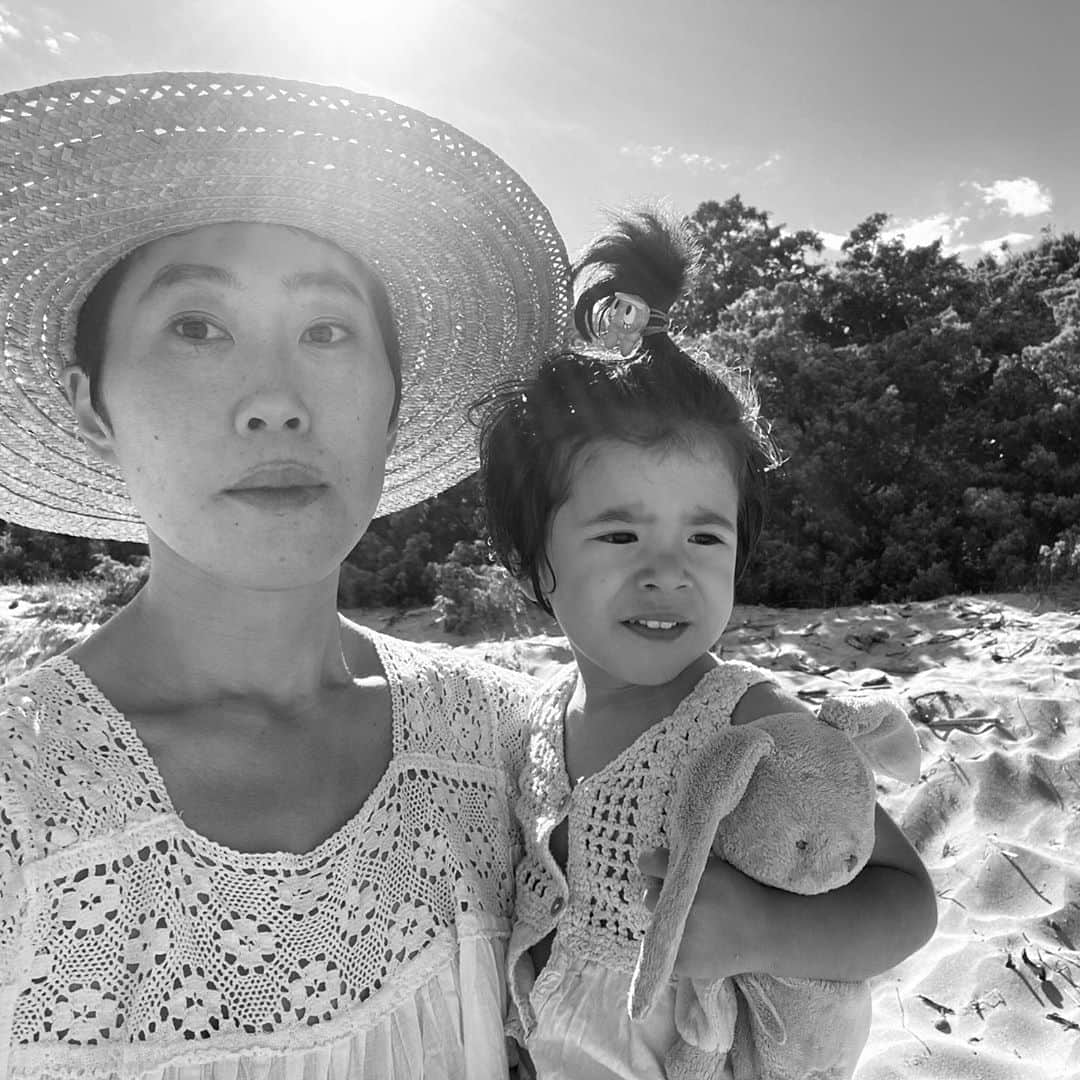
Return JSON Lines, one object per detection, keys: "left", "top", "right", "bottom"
{"left": 473, "top": 207, "right": 782, "bottom": 615}
{"left": 74, "top": 225, "right": 403, "bottom": 423}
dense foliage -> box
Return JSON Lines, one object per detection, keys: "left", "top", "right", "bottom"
{"left": 697, "top": 211, "right": 1080, "bottom": 605}
{"left": 3, "top": 197, "right": 1078, "bottom": 610}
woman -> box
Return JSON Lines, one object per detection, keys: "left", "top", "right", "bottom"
{"left": 0, "top": 71, "right": 568, "bottom": 1078}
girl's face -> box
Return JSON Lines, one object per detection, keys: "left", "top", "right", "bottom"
{"left": 73, "top": 222, "right": 398, "bottom": 588}
{"left": 540, "top": 437, "right": 740, "bottom": 693}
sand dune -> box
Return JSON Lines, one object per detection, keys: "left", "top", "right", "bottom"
{"left": 3, "top": 586, "right": 1079, "bottom": 1076}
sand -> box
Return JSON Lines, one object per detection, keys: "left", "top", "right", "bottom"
{"left": 377, "top": 589, "right": 1080, "bottom": 1079}
{"left": 2, "top": 585, "right": 1079, "bottom": 1077}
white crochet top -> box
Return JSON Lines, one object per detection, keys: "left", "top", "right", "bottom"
{"left": 505, "top": 660, "right": 773, "bottom": 1076}
{"left": 0, "top": 631, "right": 529, "bottom": 1080}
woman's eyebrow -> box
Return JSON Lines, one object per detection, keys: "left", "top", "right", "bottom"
{"left": 138, "top": 263, "right": 238, "bottom": 302}
{"left": 136, "top": 266, "right": 368, "bottom": 304}
{"left": 281, "top": 270, "right": 369, "bottom": 304}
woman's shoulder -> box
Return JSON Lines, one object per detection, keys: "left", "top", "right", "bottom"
{"left": 1, "top": 654, "right": 168, "bottom": 861}
{"left": 352, "top": 623, "right": 536, "bottom": 694}
{"left": 2, "top": 654, "right": 94, "bottom": 745}
{"left": 349, "top": 623, "right": 538, "bottom": 763}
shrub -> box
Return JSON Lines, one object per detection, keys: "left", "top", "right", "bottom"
{"left": 22, "top": 554, "right": 149, "bottom": 624}
{"left": 430, "top": 542, "right": 528, "bottom": 636}
{"left": 337, "top": 562, "right": 379, "bottom": 609}
{"left": 91, "top": 554, "right": 149, "bottom": 610}
{"left": 1037, "top": 525, "right": 1080, "bottom": 590}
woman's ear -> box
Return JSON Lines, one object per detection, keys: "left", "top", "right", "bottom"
{"left": 64, "top": 366, "right": 117, "bottom": 464}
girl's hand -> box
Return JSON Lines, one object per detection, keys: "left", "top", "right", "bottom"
{"left": 638, "top": 848, "right": 767, "bottom": 980}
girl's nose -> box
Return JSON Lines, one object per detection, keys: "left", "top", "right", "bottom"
{"left": 638, "top": 552, "right": 690, "bottom": 591}
{"left": 234, "top": 389, "right": 311, "bottom": 435}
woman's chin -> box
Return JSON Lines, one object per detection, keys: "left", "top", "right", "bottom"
{"left": 144, "top": 528, "right": 356, "bottom": 595}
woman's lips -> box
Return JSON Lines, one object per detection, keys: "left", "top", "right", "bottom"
{"left": 225, "top": 486, "right": 327, "bottom": 510}
{"left": 224, "top": 462, "right": 328, "bottom": 510}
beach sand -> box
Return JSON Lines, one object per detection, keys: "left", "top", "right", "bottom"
{"left": 3, "top": 585, "right": 1078, "bottom": 1077}
{"left": 374, "top": 589, "right": 1080, "bottom": 1080}
{"left": 707, "top": 592, "right": 1080, "bottom": 1080}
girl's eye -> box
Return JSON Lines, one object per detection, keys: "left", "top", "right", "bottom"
{"left": 172, "top": 317, "right": 228, "bottom": 342}
{"left": 690, "top": 533, "right": 725, "bottom": 546}
{"left": 598, "top": 531, "right": 637, "bottom": 544}
{"left": 301, "top": 322, "right": 351, "bottom": 345}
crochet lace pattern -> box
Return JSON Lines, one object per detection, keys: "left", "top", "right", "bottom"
{"left": 506, "top": 660, "right": 774, "bottom": 1036}
{"left": 0, "top": 633, "right": 529, "bottom": 1077}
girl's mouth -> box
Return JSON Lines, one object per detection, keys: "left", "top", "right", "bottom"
{"left": 623, "top": 618, "right": 689, "bottom": 639}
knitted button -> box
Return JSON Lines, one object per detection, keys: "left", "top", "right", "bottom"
{"left": 550, "top": 896, "right": 565, "bottom": 916}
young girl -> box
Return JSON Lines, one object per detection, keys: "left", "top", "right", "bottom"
{"left": 475, "top": 210, "right": 938, "bottom": 1077}
{"left": 0, "top": 71, "right": 571, "bottom": 1079}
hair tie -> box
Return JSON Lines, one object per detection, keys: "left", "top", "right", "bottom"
{"left": 592, "top": 292, "right": 669, "bottom": 357}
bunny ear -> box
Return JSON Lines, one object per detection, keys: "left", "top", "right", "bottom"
{"left": 732, "top": 973, "right": 788, "bottom": 1046}
{"left": 818, "top": 693, "right": 922, "bottom": 784}
{"left": 677, "top": 725, "right": 777, "bottom": 830}
{"left": 629, "top": 726, "right": 775, "bottom": 1021}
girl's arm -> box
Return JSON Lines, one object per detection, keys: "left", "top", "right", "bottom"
{"left": 640, "top": 682, "right": 938, "bottom": 983}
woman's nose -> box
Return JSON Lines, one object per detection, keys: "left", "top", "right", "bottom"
{"left": 234, "top": 389, "right": 311, "bottom": 435}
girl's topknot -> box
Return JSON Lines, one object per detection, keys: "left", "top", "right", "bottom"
{"left": 572, "top": 207, "right": 701, "bottom": 345}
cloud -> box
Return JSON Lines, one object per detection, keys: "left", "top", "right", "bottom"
{"left": 0, "top": 5, "right": 23, "bottom": 47}
{"left": 755, "top": 152, "right": 783, "bottom": 172}
{"left": 971, "top": 177, "right": 1052, "bottom": 217}
{"left": 815, "top": 179, "right": 1048, "bottom": 265}
{"left": 41, "top": 26, "right": 78, "bottom": 54}
{"left": 618, "top": 142, "right": 729, "bottom": 172}
{"left": 977, "top": 231, "right": 1036, "bottom": 256}
{"left": 884, "top": 213, "right": 970, "bottom": 251}
{"left": 816, "top": 230, "right": 848, "bottom": 252}
{"left": 0, "top": 7, "right": 80, "bottom": 55}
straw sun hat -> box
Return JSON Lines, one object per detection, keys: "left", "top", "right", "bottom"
{"left": 0, "top": 71, "right": 571, "bottom": 541}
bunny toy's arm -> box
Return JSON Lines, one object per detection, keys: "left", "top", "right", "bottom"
{"left": 641, "top": 682, "right": 937, "bottom": 984}
{"left": 657, "top": 805, "right": 936, "bottom": 981}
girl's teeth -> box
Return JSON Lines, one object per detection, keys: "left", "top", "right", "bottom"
{"left": 636, "top": 619, "right": 677, "bottom": 630}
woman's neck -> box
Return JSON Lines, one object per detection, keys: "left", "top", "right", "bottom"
{"left": 79, "top": 548, "right": 353, "bottom": 711}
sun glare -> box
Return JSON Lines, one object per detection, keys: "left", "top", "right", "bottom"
{"left": 263, "top": 0, "right": 450, "bottom": 68}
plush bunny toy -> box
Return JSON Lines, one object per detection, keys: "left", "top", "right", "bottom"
{"left": 628, "top": 692, "right": 921, "bottom": 1080}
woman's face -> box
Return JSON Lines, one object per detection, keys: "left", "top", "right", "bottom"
{"left": 74, "top": 222, "right": 398, "bottom": 588}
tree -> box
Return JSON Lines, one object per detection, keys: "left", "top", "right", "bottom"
{"left": 803, "top": 213, "right": 978, "bottom": 347}
{"left": 672, "top": 196, "right": 823, "bottom": 335}
{"left": 695, "top": 217, "right": 1080, "bottom": 605}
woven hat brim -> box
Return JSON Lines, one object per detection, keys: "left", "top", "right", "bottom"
{"left": 0, "top": 72, "right": 571, "bottom": 541}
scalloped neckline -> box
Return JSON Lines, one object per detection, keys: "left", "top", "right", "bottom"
{"left": 49, "top": 628, "right": 404, "bottom": 867}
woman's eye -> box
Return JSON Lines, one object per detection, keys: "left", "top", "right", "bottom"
{"left": 171, "top": 317, "right": 228, "bottom": 342}
{"left": 598, "top": 531, "right": 636, "bottom": 544}
{"left": 301, "top": 322, "right": 351, "bottom": 345}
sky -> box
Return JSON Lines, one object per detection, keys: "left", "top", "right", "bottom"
{"left": 1, "top": 0, "right": 1077, "bottom": 262}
